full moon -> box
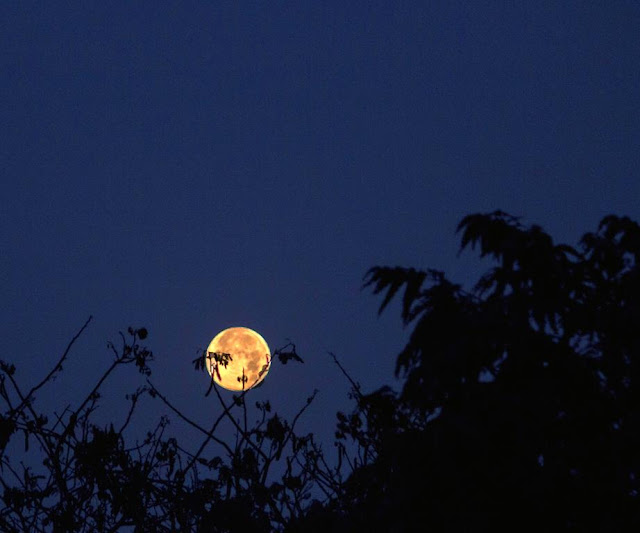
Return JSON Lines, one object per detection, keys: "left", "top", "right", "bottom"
{"left": 206, "top": 327, "right": 271, "bottom": 391}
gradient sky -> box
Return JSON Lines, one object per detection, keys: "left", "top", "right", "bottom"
{"left": 2, "top": 2, "right": 639, "bottom": 450}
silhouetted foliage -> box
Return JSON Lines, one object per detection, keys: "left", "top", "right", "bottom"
{"left": 274, "top": 342, "right": 304, "bottom": 365}
{"left": 0, "top": 320, "right": 324, "bottom": 531}
{"left": 2, "top": 211, "right": 639, "bottom": 531}
{"left": 307, "top": 211, "right": 640, "bottom": 531}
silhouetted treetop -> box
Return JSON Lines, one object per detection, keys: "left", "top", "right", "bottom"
{"left": 3, "top": 210, "right": 639, "bottom": 531}
{"left": 348, "top": 211, "right": 640, "bottom": 530}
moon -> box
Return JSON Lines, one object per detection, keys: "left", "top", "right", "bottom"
{"left": 206, "top": 327, "right": 271, "bottom": 391}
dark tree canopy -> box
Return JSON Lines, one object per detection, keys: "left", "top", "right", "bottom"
{"left": 2, "top": 211, "right": 639, "bottom": 531}
{"left": 312, "top": 211, "right": 640, "bottom": 531}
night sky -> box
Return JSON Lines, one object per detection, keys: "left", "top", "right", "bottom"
{"left": 2, "top": 2, "right": 639, "bottom": 450}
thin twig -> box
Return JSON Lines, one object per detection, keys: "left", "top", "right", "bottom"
{"left": 328, "top": 352, "right": 364, "bottom": 401}
{"left": 146, "top": 379, "right": 233, "bottom": 458}
{"left": 27, "top": 316, "right": 93, "bottom": 401}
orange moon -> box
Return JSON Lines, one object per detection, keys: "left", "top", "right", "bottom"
{"left": 206, "top": 327, "right": 271, "bottom": 391}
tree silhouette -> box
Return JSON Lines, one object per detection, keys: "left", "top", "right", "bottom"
{"left": 2, "top": 211, "right": 639, "bottom": 531}
{"left": 0, "top": 324, "right": 325, "bottom": 531}
{"left": 293, "top": 211, "right": 640, "bottom": 531}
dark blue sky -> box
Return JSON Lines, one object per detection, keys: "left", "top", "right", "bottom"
{"left": 2, "top": 2, "right": 639, "bottom": 447}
